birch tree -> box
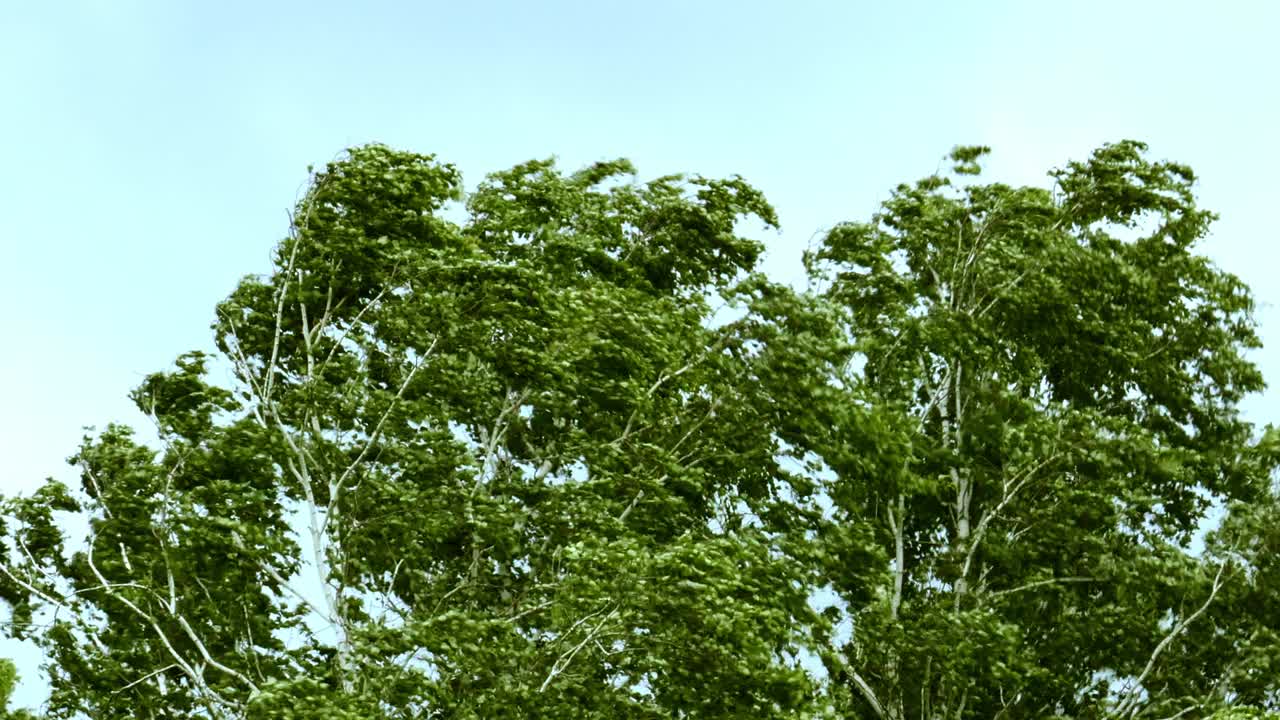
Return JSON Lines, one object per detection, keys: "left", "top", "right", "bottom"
{"left": 2, "top": 140, "right": 1276, "bottom": 719}
{"left": 807, "top": 141, "right": 1280, "bottom": 719}
{"left": 0, "top": 146, "right": 834, "bottom": 719}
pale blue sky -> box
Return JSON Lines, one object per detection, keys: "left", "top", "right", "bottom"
{"left": 2, "top": 0, "right": 1277, "bottom": 710}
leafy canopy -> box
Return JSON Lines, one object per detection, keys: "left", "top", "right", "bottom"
{"left": 804, "top": 141, "right": 1279, "bottom": 719}
{"left": 2, "top": 145, "right": 835, "bottom": 719}
{"left": 1, "top": 141, "right": 1277, "bottom": 720}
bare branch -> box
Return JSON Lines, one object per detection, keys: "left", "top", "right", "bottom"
{"left": 471, "top": 387, "right": 530, "bottom": 497}
{"left": 316, "top": 286, "right": 390, "bottom": 374}
{"left": 262, "top": 232, "right": 302, "bottom": 404}
{"left": 915, "top": 359, "right": 952, "bottom": 435}
{"left": 0, "top": 557, "right": 67, "bottom": 610}
{"left": 83, "top": 533, "right": 230, "bottom": 709}
{"left": 298, "top": 269, "right": 316, "bottom": 379}
{"left": 80, "top": 464, "right": 113, "bottom": 519}
{"left": 230, "top": 530, "right": 335, "bottom": 629}
{"left": 174, "top": 613, "right": 259, "bottom": 692}
{"left": 617, "top": 490, "right": 646, "bottom": 524}
{"left": 887, "top": 493, "right": 906, "bottom": 620}
{"left": 613, "top": 348, "right": 717, "bottom": 449}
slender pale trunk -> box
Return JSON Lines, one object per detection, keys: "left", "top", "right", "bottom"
{"left": 942, "top": 360, "right": 971, "bottom": 608}
{"left": 883, "top": 493, "right": 907, "bottom": 720}
{"left": 890, "top": 493, "right": 906, "bottom": 620}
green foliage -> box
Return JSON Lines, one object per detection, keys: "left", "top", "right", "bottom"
{"left": 805, "top": 140, "right": 1279, "bottom": 719}
{"left": 0, "top": 658, "right": 40, "bottom": 719}
{"left": 0, "top": 659, "right": 15, "bottom": 710}
{"left": 1210, "top": 710, "right": 1280, "bottom": 720}
{"left": 1, "top": 145, "right": 828, "bottom": 719}
{"left": 1, "top": 141, "right": 1276, "bottom": 719}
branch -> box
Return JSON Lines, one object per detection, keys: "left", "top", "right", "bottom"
{"left": 298, "top": 269, "right": 315, "bottom": 379}
{"left": 1153, "top": 704, "right": 1199, "bottom": 720}
{"left": 915, "top": 358, "right": 952, "bottom": 435}
{"left": 617, "top": 490, "right": 646, "bottom": 523}
{"left": 960, "top": 452, "right": 1060, "bottom": 587}
{"left": 613, "top": 348, "right": 716, "bottom": 449}
{"left": 316, "top": 286, "right": 389, "bottom": 375}
{"left": 327, "top": 336, "right": 437, "bottom": 517}
{"left": 989, "top": 576, "right": 1095, "bottom": 599}
{"left": 83, "top": 532, "right": 239, "bottom": 710}
{"left": 281, "top": 453, "right": 340, "bottom": 629}
{"left": 539, "top": 604, "right": 619, "bottom": 693}
{"left": 175, "top": 613, "right": 260, "bottom": 692}
{"left": 113, "top": 664, "right": 178, "bottom": 695}
{"left": 1111, "top": 559, "right": 1232, "bottom": 719}
{"left": 0, "top": 556, "right": 67, "bottom": 611}
{"left": 471, "top": 387, "right": 529, "bottom": 496}
{"left": 849, "top": 669, "right": 887, "bottom": 719}
{"left": 218, "top": 314, "right": 268, "bottom": 403}
{"left": 262, "top": 168, "right": 329, "bottom": 403}
{"left": 262, "top": 231, "right": 301, "bottom": 404}
{"left": 229, "top": 530, "right": 335, "bottom": 629}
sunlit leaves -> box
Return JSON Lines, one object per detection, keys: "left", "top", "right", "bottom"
{"left": 807, "top": 140, "right": 1279, "bottom": 718}
{"left": 0, "top": 144, "right": 832, "bottom": 719}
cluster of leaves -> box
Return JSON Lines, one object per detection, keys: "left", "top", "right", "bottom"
{"left": 1, "top": 141, "right": 1277, "bottom": 719}
{"left": 803, "top": 142, "right": 1280, "bottom": 719}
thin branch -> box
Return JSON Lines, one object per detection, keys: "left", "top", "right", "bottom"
{"left": 1153, "top": 704, "right": 1199, "bottom": 720}
{"left": 113, "top": 664, "right": 177, "bottom": 695}
{"left": 1112, "top": 559, "right": 1232, "bottom": 719}
{"left": 218, "top": 314, "right": 268, "bottom": 402}
{"left": 298, "top": 269, "right": 315, "bottom": 379}
{"left": 81, "top": 465, "right": 113, "bottom": 518}
{"left": 617, "top": 490, "right": 646, "bottom": 524}
{"left": 539, "top": 605, "right": 619, "bottom": 693}
{"left": 0, "top": 557, "right": 67, "bottom": 610}
{"left": 230, "top": 530, "right": 335, "bottom": 628}
{"left": 83, "top": 533, "right": 227, "bottom": 708}
{"left": 174, "top": 614, "right": 260, "bottom": 692}
{"left": 262, "top": 233, "right": 301, "bottom": 404}
{"left": 471, "top": 386, "right": 529, "bottom": 497}
{"left": 328, "top": 337, "right": 438, "bottom": 514}
{"left": 262, "top": 169, "right": 329, "bottom": 402}
{"left": 613, "top": 349, "right": 716, "bottom": 448}
{"left": 316, "top": 287, "right": 389, "bottom": 374}
{"left": 960, "top": 452, "right": 1060, "bottom": 587}
{"left": 915, "top": 358, "right": 952, "bottom": 434}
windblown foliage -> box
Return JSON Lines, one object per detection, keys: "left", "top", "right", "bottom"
{"left": 2, "top": 142, "right": 1276, "bottom": 719}
{"left": 805, "top": 142, "right": 1280, "bottom": 719}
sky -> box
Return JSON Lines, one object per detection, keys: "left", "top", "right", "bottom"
{"left": 1, "top": 0, "right": 1277, "bottom": 710}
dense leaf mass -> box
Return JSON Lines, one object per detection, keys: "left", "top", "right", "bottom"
{"left": 2, "top": 142, "right": 1277, "bottom": 719}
